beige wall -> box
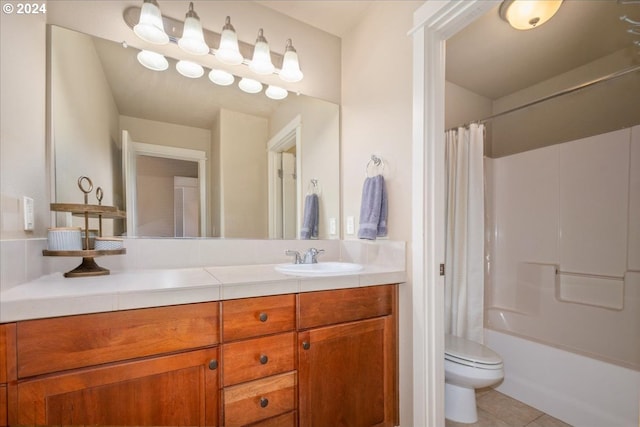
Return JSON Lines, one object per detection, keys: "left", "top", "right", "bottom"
{"left": 269, "top": 96, "right": 340, "bottom": 239}
{"left": 218, "top": 109, "right": 269, "bottom": 238}
{"left": 0, "top": 10, "right": 47, "bottom": 239}
{"left": 341, "top": 2, "right": 422, "bottom": 426}
{"left": 51, "top": 26, "right": 121, "bottom": 235}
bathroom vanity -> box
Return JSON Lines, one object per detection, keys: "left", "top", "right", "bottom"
{"left": 0, "top": 270, "right": 401, "bottom": 426}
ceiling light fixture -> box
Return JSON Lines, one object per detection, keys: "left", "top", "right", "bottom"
{"left": 217, "top": 16, "right": 244, "bottom": 65}
{"left": 178, "top": 2, "right": 209, "bottom": 55}
{"left": 499, "top": 0, "right": 563, "bottom": 30}
{"left": 126, "top": 2, "right": 302, "bottom": 100}
{"left": 249, "top": 29, "right": 275, "bottom": 75}
{"left": 133, "top": 0, "right": 169, "bottom": 44}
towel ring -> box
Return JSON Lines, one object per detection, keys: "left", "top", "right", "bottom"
{"left": 307, "top": 179, "right": 320, "bottom": 195}
{"left": 365, "top": 155, "right": 385, "bottom": 177}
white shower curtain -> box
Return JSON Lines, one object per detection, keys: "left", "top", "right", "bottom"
{"left": 444, "top": 123, "right": 485, "bottom": 343}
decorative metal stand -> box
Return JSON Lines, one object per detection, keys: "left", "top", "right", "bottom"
{"left": 44, "top": 176, "right": 126, "bottom": 278}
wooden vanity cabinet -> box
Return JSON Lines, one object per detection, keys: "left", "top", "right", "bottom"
{"left": 297, "top": 285, "right": 398, "bottom": 427}
{"left": 0, "top": 323, "right": 15, "bottom": 427}
{"left": 221, "top": 295, "right": 297, "bottom": 427}
{"left": 12, "top": 302, "right": 221, "bottom": 426}
{"left": 6, "top": 284, "right": 398, "bottom": 427}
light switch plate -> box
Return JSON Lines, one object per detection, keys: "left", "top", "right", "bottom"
{"left": 23, "top": 196, "right": 34, "bottom": 231}
{"left": 346, "top": 216, "right": 355, "bottom": 235}
{"left": 329, "top": 217, "right": 337, "bottom": 235}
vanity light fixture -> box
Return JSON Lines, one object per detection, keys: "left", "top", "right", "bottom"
{"left": 217, "top": 16, "right": 244, "bottom": 65}
{"left": 238, "top": 77, "right": 263, "bottom": 94}
{"left": 249, "top": 29, "right": 275, "bottom": 75}
{"left": 137, "top": 50, "right": 169, "bottom": 71}
{"left": 208, "top": 69, "right": 235, "bottom": 86}
{"left": 133, "top": 0, "right": 169, "bottom": 45}
{"left": 499, "top": 0, "right": 563, "bottom": 30}
{"left": 265, "top": 85, "right": 288, "bottom": 100}
{"left": 279, "top": 39, "right": 304, "bottom": 83}
{"left": 176, "top": 60, "right": 204, "bottom": 78}
{"left": 178, "top": 2, "right": 209, "bottom": 55}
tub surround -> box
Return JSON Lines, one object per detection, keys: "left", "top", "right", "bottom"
{"left": 0, "top": 239, "right": 406, "bottom": 323}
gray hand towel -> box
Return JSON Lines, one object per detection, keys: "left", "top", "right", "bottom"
{"left": 358, "top": 174, "right": 388, "bottom": 240}
{"left": 300, "top": 193, "right": 319, "bottom": 239}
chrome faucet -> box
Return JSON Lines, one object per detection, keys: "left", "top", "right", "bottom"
{"left": 285, "top": 250, "right": 303, "bottom": 264}
{"left": 303, "top": 248, "right": 324, "bottom": 264}
{"left": 285, "top": 248, "right": 325, "bottom": 264}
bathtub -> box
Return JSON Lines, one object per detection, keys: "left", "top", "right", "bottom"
{"left": 485, "top": 309, "right": 640, "bottom": 427}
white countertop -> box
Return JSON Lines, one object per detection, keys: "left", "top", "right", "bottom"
{"left": 0, "top": 263, "right": 406, "bottom": 322}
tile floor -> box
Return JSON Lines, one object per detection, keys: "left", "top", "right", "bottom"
{"left": 445, "top": 389, "right": 572, "bottom": 427}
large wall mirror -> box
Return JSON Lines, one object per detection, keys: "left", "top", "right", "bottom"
{"left": 49, "top": 25, "right": 340, "bottom": 240}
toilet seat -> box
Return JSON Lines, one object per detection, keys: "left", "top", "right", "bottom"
{"left": 445, "top": 334, "right": 503, "bottom": 370}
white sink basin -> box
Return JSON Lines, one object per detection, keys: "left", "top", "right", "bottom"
{"left": 275, "top": 262, "right": 363, "bottom": 277}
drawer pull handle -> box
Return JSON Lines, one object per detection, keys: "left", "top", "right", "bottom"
{"left": 259, "top": 312, "right": 268, "bottom": 322}
{"left": 302, "top": 341, "right": 310, "bottom": 350}
{"left": 208, "top": 359, "right": 218, "bottom": 370}
{"left": 259, "top": 354, "right": 269, "bottom": 365}
{"left": 260, "top": 397, "right": 269, "bottom": 408}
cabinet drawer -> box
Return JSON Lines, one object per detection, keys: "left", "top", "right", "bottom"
{"left": 298, "top": 285, "right": 394, "bottom": 330}
{"left": 224, "top": 372, "right": 296, "bottom": 427}
{"left": 17, "top": 302, "right": 220, "bottom": 378}
{"left": 223, "top": 332, "right": 295, "bottom": 386}
{"left": 223, "top": 295, "right": 295, "bottom": 341}
{"left": 247, "top": 411, "right": 296, "bottom": 427}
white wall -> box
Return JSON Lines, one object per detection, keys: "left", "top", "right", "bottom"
{"left": 341, "top": 2, "right": 423, "bottom": 425}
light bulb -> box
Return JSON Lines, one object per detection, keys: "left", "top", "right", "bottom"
{"left": 266, "top": 85, "right": 288, "bottom": 100}
{"left": 176, "top": 60, "right": 204, "bottom": 78}
{"left": 238, "top": 77, "right": 263, "bottom": 94}
{"left": 209, "top": 69, "right": 235, "bottom": 86}
{"left": 137, "top": 50, "right": 168, "bottom": 71}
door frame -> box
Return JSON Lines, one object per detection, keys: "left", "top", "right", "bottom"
{"left": 267, "top": 115, "right": 302, "bottom": 239}
{"left": 122, "top": 130, "right": 207, "bottom": 237}
{"left": 410, "top": 1, "right": 499, "bottom": 426}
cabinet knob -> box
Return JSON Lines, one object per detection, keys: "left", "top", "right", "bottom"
{"left": 208, "top": 359, "right": 218, "bottom": 370}
{"left": 259, "top": 354, "right": 269, "bottom": 365}
{"left": 302, "top": 341, "right": 310, "bottom": 350}
{"left": 260, "top": 397, "right": 269, "bottom": 408}
{"left": 259, "top": 312, "right": 268, "bottom": 322}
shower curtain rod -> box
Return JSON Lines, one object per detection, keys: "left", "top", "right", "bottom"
{"left": 446, "top": 64, "right": 640, "bottom": 132}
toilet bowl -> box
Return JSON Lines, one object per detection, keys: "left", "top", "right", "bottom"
{"left": 444, "top": 334, "right": 504, "bottom": 423}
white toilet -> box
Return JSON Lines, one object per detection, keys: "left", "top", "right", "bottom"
{"left": 444, "top": 334, "right": 504, "bottom": 423}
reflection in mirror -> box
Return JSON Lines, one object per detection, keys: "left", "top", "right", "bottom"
{"left": 50, "top": 25, "right": 340, "bottom": 239}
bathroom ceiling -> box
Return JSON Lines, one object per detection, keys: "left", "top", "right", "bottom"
{"left": 259, "top": 0, "right": 638, "bottom": 100}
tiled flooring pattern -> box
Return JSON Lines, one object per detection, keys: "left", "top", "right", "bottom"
{"left": 445, "top": 389, "right": 572, "bottom": 427}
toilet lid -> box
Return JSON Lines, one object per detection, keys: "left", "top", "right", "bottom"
{"left": 445, "top": 334, "right": 502, "bottom": 367}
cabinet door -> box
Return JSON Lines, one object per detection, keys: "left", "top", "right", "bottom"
{"left": 298, "top": 317, "right": 395, "bottom": 427}
{"left": 15, "top": 347, "right": 219, "bottom": 426}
